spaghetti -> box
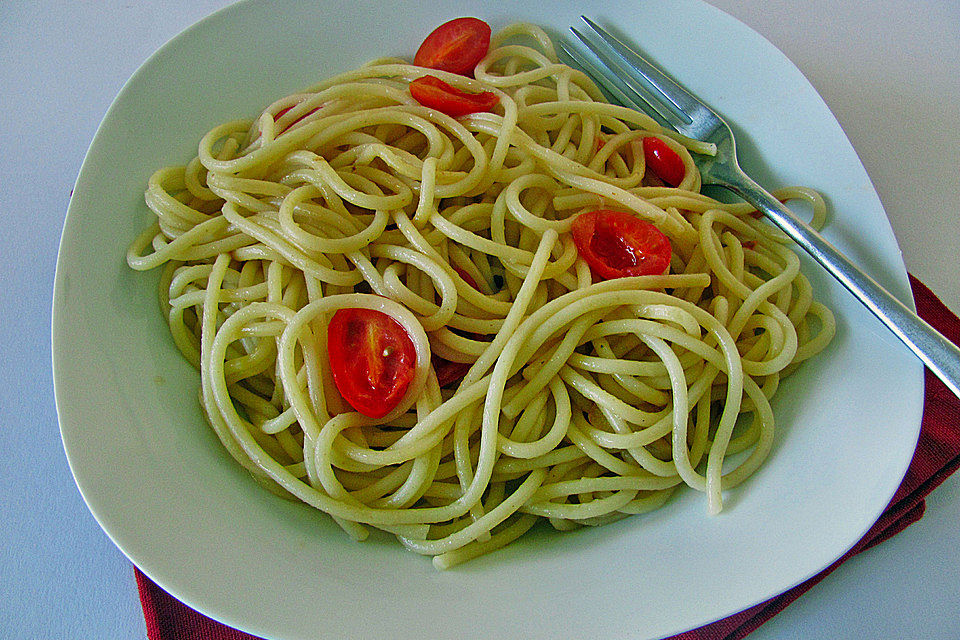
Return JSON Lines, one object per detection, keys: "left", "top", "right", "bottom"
{"left": 127, "top": 21, "right": 835, "bottom": 569}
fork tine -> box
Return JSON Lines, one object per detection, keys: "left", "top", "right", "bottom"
{"left": 557, "top": 39, "right": 677, "bottom": 130}
{"left": 576, "top": 16, "right": 718, "bottom": 139}
{"left": 561, "top": 33, "right": 682, "bottom": 129}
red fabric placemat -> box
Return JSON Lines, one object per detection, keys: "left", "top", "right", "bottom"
{"left": 135, "top": 274, "right": 960, "bottom": 640}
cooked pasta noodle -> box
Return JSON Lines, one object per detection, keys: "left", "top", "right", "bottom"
{"left": 127, "top": 22, "right": 835, "bottom": 569}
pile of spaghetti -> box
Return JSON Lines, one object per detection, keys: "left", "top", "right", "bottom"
{"left": 127, "top": 19, "right": 835, "bottom": 568}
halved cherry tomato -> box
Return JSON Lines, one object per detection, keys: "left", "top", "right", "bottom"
{"left": 327, "top": 308, "right": 416, "bottom": 419}
{"left": 414, "top": 17, "right": 491, "bottom": 75}
{"left": 643, "top": 136, "right": 686, "bottom": 187}
{"left": 409, "top": 75, "right": 498, "bottom": 117}
{"left": 571, "top": 209, "right": 672, "bottom": 280}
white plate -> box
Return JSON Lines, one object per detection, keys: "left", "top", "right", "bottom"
{"left": 53, "top": 1, "right": 923, "bottom": 638}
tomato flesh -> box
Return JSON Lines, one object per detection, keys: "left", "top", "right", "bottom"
{"left": 414, "top": 17, "right": 491, "bottom": 75}
{"left": 432, "top": 358, "right": 473, "bottom": 388}
{"left": 327, "top": 308, "right": 416, "bottom": 419}
{"left": 409, "top": 75, "right": 498, "bottom": 117}
{"left": 571, "top": 210, "right": 672, "bottom": 280}
{"left": 453, "top": 265, "right": 481, "bottom": 291}
{"left": 642, "top": 136, "right": 686, "bottom": 187}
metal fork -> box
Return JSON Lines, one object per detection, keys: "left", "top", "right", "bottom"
{"left": 559, "top": 16, "right": 960, "bottom": 399}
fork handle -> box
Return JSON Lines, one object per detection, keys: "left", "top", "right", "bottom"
{"left": 716, "top": 165, "right": 960, "bottom": 398}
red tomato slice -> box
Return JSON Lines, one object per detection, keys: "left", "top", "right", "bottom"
{"left": 327, "top": 308, "right": 417, "bottom": 419}
{"left": 409, "top": 75, "right": 498, "bottom": 117}
{"left": 414, "top": 17, "right": 491, "bottom": 75}
{"left": 643, "top": 136, "right": 686, "bottom": 187}
{"left": 453, "top": 265, "right": 481, "bottom": 291}
{"left": 432, "top": 357, "right": 473, "bottom": 388}
{"left": 571, "top": 209, "right": 672, "bottom": 280}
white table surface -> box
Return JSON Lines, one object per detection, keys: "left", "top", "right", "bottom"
{"left": 3, "top": 1, "right": 958, "bottom": 638}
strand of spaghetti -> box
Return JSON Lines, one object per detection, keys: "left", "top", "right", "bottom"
{"left": 496, "top": 376, "right": 571, "bottom": 459}
{"left": 453, "top": 228, "right": 558, "bottom": 530}
{"left": 431, "top": 513, "right": 539, "bottom": 570}
{"left": 221, "top": 204, "right": 362, "bottom": 287}
{"left": 199, "top": 256, "right": 281, "bottom": 480}
{"left": 397, "top": 467, "right": 547, "bottom": 557}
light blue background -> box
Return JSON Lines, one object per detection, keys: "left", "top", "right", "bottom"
{"left": 2, "top": 1, "right": 958, "bottom": 638}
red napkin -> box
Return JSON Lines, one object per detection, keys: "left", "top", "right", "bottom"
{"left": 135, "top": 275, "right": 960, "bottom": 640}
